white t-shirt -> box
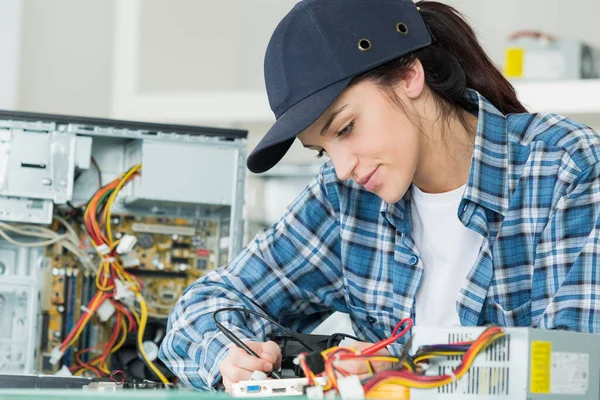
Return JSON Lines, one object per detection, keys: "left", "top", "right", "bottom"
{"left": 411, "top": 183, "right": 484, "bottom": 327}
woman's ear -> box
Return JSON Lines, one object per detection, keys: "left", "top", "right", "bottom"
{"left": 400, "top": 60, "right": 426, "bottom": 100}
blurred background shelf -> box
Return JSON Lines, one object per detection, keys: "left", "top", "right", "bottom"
{"left": 109, "top": 79, "right": 600, "bottom": 126}
{"left": 513, "top": 79, "right": 600, "bottom": 116}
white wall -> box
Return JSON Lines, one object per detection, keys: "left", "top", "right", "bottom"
{"left": 0, "top": 0, "right": 23, "bottom": 110}
{"left": 18, "top": 0, "right": 115, "bottom": 117}
{"left": 16, "top": 0, "right": 600, "bottom": 127}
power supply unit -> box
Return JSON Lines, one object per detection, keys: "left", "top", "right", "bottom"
{"left": 504, "top": 34, "right": 600, "bottom": 81}
{"left": 410, "top": 325, "right": 600, "bottom": 400}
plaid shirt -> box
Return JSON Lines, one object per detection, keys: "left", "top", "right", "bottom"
{"left": 159, "top": 90, "right": 600, "bottom": 390}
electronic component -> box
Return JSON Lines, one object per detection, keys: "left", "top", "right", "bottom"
{"left": 116, "top": 234, "right": 137, "bottom": 254}
{"left": 195, "top": 259, "right": 208, "bottom": 270}
{"left": 137, "top": 234, "right": 154, "bottom": 249}
{"left": 270, "top": 332, "right": 342, "bottom": 378}
{"left": 111, "top": 318, "right": 173, "bottom": 382}
{"left": 0, "top": 109, "right": 248, "bottom": 381}
{"left": 505, "top": 32, "right": 600, "bottom": 80}
{"left": 170, "top": 256, "right": 190, "bottom": 265}
{"left": 171, "top": 242, "right": 190, "bottom": 249}
{"left": 0, "top": 128, "right": 91, "bottom": 224}
{"left": 406, "top": 326, "right": 600, "bottom": 400}
{"left": 271, "top": 323, "right": 600, "bottom": 400}
{"left": 232, "top": 377, "right": 327, "bottom": 398}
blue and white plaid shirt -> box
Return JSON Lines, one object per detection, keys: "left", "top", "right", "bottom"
{"left": 159, "top": 90, "right": 600, "bottom": 390}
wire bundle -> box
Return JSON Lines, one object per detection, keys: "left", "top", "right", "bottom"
{"left": 0, "top": 216, "right": 95, "bottom": 272}
{"left": 297, "top": 321, "right": 505, "bottom": 397}
{"left": 54, "top": 164, "right": 170, "bottom": 385}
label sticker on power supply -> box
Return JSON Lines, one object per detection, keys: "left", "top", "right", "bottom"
{"left": 530, "top": 341, "right": 551, "bottom": 393}
{"left": 550, "top": 352, "right": 589, "bottom": 394}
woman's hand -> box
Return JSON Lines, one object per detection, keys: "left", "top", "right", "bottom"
{"left": 219, "top": 341, "right": 282, "bottom": 393}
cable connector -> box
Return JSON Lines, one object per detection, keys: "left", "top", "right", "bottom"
{"left": 304, "top": 351, "right": 326, "bottom": 374}
{"left": 54, "top": 365, "right": 74, "bottom": 377}
{"left": 337, "top": 375, "right": 364, "bottom": 400}
{"left": 49, "top": 347, "right": 64, "bottom": 365}
{"left": 121, "top": 253, "right": 141, "bottom": 267}
{"left": 306, "top": 386, "right": 324, "bottom": 400}
{"left": 114, "top": 279, "right": 135, "bottom": 302}
{"left": 96, "top": 298, "right": 116, "bottom": 322}
{"left": 116, "top": 234, "right": 137, "bottom": 254}
{"left": 324, "top": 389, "right": 337, "bottom": 400}
{"left": 250, "top": 371, "right": 268, "bottom": 381}
{"left": 96, "top": 243, "right": 110, "bottom": 255}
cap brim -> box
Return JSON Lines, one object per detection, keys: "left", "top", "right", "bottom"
{"left": 247, "top": 78, "right": 352, "bottom": 173}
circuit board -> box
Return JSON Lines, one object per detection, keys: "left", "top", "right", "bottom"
{"left": 41, "top": 248, "right": 104, "bottom": 373}
{"left": 113, "top": 215, "right": 219, "bottom": 274}
{"left": 40, "top": 215, "right": 226, "bottom": 375}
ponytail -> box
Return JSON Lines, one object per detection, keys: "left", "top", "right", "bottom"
{"left": 417, "top": 1, "right": 526, "bottom": 114}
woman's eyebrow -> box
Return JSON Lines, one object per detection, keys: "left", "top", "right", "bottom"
{"left": 320, "top": 104, "right": 348, "bottom": 136}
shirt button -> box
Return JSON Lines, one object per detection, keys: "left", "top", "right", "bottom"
{"left": 408, "top": 256, "right": 419, "bottom": 265}
{"left": 367, "top": 316, "right": 377, "bottom": 324}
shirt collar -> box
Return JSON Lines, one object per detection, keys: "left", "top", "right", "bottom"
{"left": 462, "top": 89, "right": 510, "bottom": 216}
{"left": 380, "top": 89, "right": 510, "bottom": 230}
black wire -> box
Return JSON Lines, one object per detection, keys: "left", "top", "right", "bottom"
{"left": 326, "top": 332, "right": 363, "bottom": 349}
{"left": 91, "top": 157, "right": 102, "bottom": 188}
{"left": 212, "top": 307, "right": 318, "bottom": 379}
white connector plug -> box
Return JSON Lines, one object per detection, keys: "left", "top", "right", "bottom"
{"left": 114, "top": 279, "right": 135, "bottom": 302}
{"left": 306, "top": 386, "right": 324, "bottom": 400}
{"left": 49, "top": 347, "right": 64, "bottom": 365}
{"left": 96, "top": 298, "right": 116, "bottom": 322}
{"left": 250, "top": 370, "right": 268, "bottom": 381}
{"left": 116, "top": 234, "right": 137, "bottom": 254}
{"left": 337, "top": 375, "right": 364, "bottom": 400}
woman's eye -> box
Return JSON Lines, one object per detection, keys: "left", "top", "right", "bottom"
{"left": 337, "top": 121, "right": 354, "bottom": 137}
{"left": 316, "top": 149, "right": 327, "bottom": 159}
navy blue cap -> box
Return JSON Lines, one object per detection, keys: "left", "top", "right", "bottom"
{"left": 247, "top": 0, "right": 432, "bottom": 173}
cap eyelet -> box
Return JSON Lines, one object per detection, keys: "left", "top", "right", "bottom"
{"left": 396, "top": 22, "right": 408, "bottom": 35}
{"left": 357, "top": 39, "right": 372, "bottom": 51}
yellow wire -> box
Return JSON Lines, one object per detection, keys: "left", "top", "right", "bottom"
{"left": 105, "top": 164, "right": 141, "bottom": 244}
{"left": 366, "top": 332, "right": 506, "bottom": 391}
{"left": 111, "top": 318, "right": 129, "bottom": 353}
{"left": 77, "top": 316, "right": 129, "bottom": 375}
{"left": 136, "top": 292, "right": 170, "bottom": 384}
{"left": 413, "top": 351, "right": 466, "bottom": 363}
{"left": 63, "top": 293, "right": 105, "bottom": 350}
{"left": 96, "top": 261, "right": 114, "bottom": 291}
{"left": 127, "top": 305, "right": 141, "bottom": 327}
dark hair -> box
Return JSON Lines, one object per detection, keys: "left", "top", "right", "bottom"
{"left": 351, "top": 1, "right": 527, "bottom": 129}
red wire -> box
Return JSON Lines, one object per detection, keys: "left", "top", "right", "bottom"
{"left": 60, "top": 292, "right": 109, "bottom": 351}
{"left": 99, "top": 311, "right": 123, "bottom": 360}
{"left": 72, "top": 348, "right": 105, "bottom": 377}
{"left": 70, "top": 311, "right": 132, "bottom": 375}
{"left": 110, "top": 370, "right": 126, "bottom": 384}
{"left": 361, "top": 326, "right": 504, "bottom": 392}
{"left": 112, "top": 300, "right": 137, "bottom": 331}
{"left": 361, "top": 318, "right": 413, "bottom": 355}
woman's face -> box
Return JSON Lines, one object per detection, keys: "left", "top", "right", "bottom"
{"left": 297, "top": 78, "right": 423, "bottom": 204}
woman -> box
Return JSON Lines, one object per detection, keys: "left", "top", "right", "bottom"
{"left": 160, "top": 0, "right": 600, "bottom": 392}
